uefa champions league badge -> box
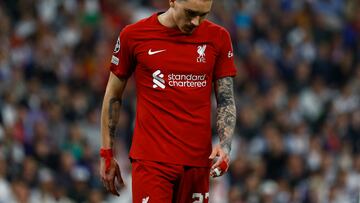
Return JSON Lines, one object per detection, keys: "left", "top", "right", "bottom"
{"left": 114, "top": 37, "right": 120, "bottom": 53}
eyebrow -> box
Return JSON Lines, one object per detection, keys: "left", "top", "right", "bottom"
{"left": 184, "top": 8, "right": 210, "bottom": 17}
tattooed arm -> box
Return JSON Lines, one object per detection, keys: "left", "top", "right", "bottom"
{"left": 216, "top": 77, "right": 236, "bottom": 153}
{"left": 101, "top": 72, "right": 127, "bottom": 149}
{"left": 209, "top": 76, "right": 236, "bottom": 177}
{"left": 100, "top": 72, "right": 127, "bottom": 195}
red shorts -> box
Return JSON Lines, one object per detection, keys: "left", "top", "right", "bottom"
{"left": 131, "top": 159, "right": 210, "bottom": 203}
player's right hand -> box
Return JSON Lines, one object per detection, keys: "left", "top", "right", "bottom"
{"left": 100, "top": 158, "right": 125, "bottom": 196}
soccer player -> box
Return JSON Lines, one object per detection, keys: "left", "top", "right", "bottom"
{"left": 99, "top": 0, "right": 237, "bottom": 202}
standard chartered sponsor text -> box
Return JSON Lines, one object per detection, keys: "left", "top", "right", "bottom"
{"left": 169, "top": 80, "right": 207, "bottom": 87}
{"left": 168, "top": 73, "right": 207, "bottom": 87}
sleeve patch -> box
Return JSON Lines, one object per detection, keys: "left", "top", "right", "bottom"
{"left": 111, "top": 55, "right": 119, "bottom": 65}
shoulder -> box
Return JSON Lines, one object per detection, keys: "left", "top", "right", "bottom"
{"left": 201, "top": 20, "right": 230, "bottom": 36}
{"left": 199, "top": 20, "right": 232, "bottom": 49}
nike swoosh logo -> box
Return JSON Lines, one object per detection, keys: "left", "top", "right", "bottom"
{"left": 148, "top": 49, "right": 166, "bottom": 55}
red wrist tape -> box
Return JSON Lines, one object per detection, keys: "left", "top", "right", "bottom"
{"left": 100, "top": 148, "right": 113, "bottom": 172}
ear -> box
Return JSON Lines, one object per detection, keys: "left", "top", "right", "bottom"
{"left": 169, "top": 0, "right": 175, "bottom": 8}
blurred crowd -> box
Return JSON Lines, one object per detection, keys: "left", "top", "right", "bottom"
{"left": 0, "top": 0, "right": 359, "bottom": 203}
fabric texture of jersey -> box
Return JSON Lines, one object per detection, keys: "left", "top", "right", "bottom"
{"left": 110, "top": 13, "right": 237, "bottom": 167}
{"left": 132, "top": 159, "right": 210, "bottom": 203}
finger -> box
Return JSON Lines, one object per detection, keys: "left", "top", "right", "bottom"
{"left": 115, "top": 165, "right": 125, "bottom": 187}
{"left": 223, "top": 155, "right": 230, "bottom": 163}
{"left": 100, "top": 167, "right": 107, "bottom": 178}
{"left": 110, "top": 178, "right": 119, "bottom": 196}
{"left": 101, "top": 176, "right": 108, "bottom": 188}
{"left": 211, "top": 162, "right": 229, "bottom": 177}
{"left": 212, "top": 149, "right": 230, "bottom": 168}
{"left": 210, "top": 168, "right": 216, "bottom": 177}
{"left": 116, "top": 178, "right": 125, "bottom": 190}
{"left": 209, "top": 148, "right": 218, "bottom": 159}
{"left": 106, "top": 171, "right": 119, "bottom": 196}
{"left": 211, "top": 156, "right": 223, "bottom": 169}
{"left": 103, "top": 179, "right": 110, "bottom": 192}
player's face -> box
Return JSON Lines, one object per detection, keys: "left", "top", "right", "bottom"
{"left": 171, "top": 0, "right": 212, "bottom": 34}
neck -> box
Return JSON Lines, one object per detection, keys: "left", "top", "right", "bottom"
{"left": 158, "top": 9, "right": 177, "bottom": 28}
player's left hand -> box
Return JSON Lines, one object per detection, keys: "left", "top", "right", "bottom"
{"left": 100, "top": 158, "right": 124, "bottom": 196}
{"left": 209, "top": 144, "right": 230, "bottom": 178}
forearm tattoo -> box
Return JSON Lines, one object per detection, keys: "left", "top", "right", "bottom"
{"left": 108, "top": 98, "right": 121, "bottom": 147}
{"left": 216, "top": 77, "right": 236, "bottom": 154}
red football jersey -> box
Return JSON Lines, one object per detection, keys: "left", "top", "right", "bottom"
{"left": 110, "top": 13, "right": 236, "bottom": 167}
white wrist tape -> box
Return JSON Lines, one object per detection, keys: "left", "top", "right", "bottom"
{"left": 214, "top": 168, "right": 221, "bottom": 176}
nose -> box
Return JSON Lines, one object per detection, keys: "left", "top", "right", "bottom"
{"left": 190, "top": 16, "right": 201, "bottom": 27}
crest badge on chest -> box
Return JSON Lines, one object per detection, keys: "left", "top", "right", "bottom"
{"left": 196, "top": 45, "right": 206, "bottom": 63}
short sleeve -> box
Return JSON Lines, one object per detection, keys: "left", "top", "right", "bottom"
{"left": 109, "top": 28, "right": 135, "bottom": 78}
{"left": 213, "top": 29, "right": 237, "bottom": 80}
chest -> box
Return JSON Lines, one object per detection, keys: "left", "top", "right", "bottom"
{"left": 134, "top": 39, "right": 217, "bottom": 74}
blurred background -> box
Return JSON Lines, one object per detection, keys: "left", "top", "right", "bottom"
{"left": 0, "top": 0, "right": 359, "bottom": 202}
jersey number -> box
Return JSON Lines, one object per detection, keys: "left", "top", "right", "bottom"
{"left": 192, "top": 192, "right": 209, "bottom": 203}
